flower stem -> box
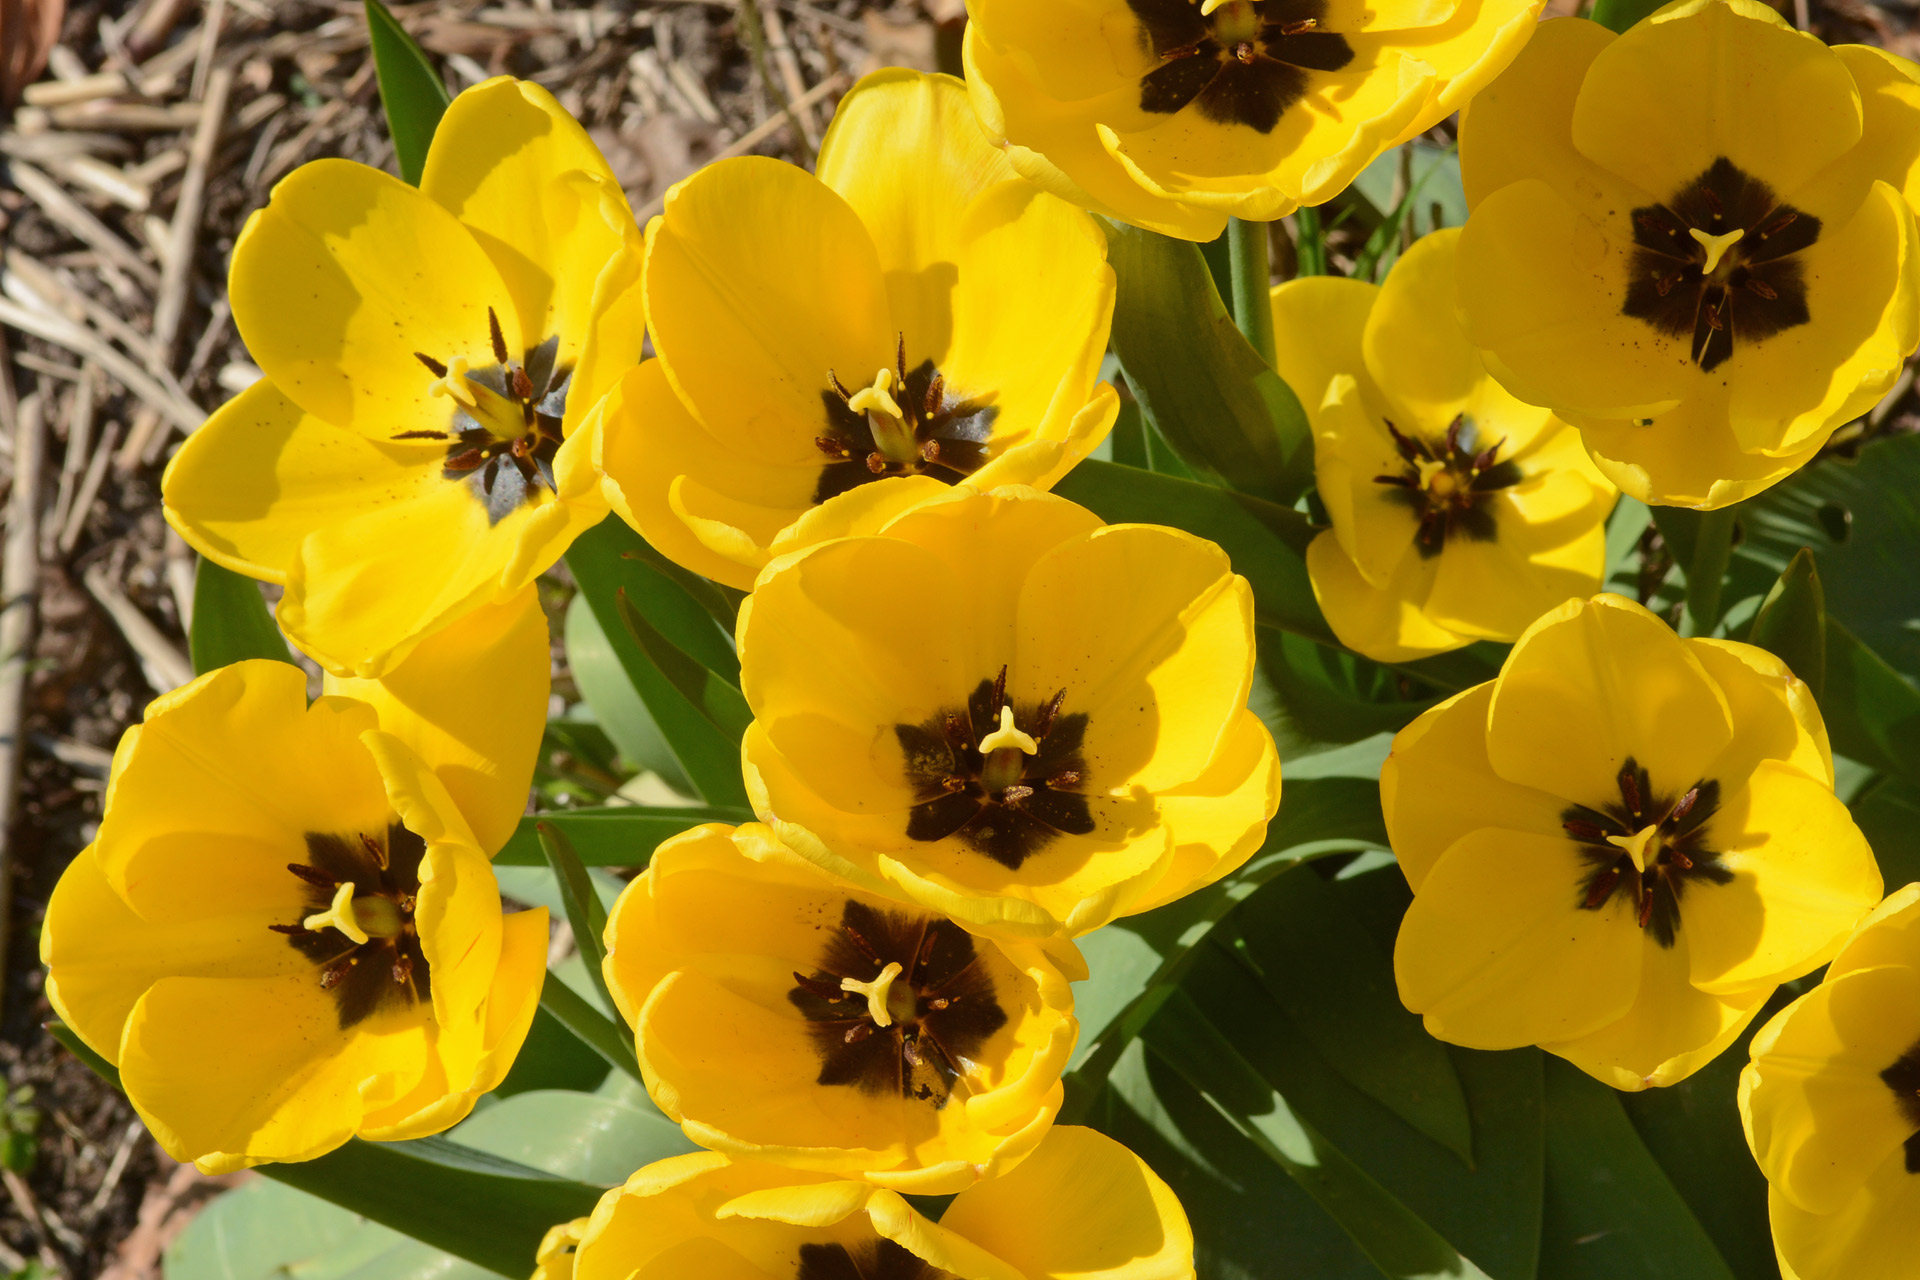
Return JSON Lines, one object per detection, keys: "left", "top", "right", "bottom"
{"left": 1228, "top": 217, "right": 1276, "bottom": 367}
{"left": 1680, "top": 505, "right": 1739, "bottom": 637}
{"left": 1293, "top": 206, "right": 1327, "bottom": 277}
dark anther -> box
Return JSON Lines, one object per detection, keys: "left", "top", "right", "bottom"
{"left": 1050, "top": 770, "right": 1082, "bottom": 788}
{"left": 1372, "top": 412, "right": 1522, "bottom": 558}
{"left": 1444, "top": 414, "right": 1464, "bottom": 454}
{"left": 989, "top": 665, "right": 1008, "bottom": 713}
{"left": 1034, "top": 688, "right": 1068, "bottom": 738}
{"left": 1622, "top": 156, "right": 1818, "bottom": 371}
{"left": 845, "top": 1023, "right": 874, "bottom": 1044}
{"left": 920, "top": 440, "right": 942, "bottom": 463}
{"left": 1001, "top": 785, "right": 1035, "bottom": 803}
{"left": 414, "top": 352, "right": 450, "bottom": 378}
{"left": 287, "top": 862, "right": 335, "bottom": 888}
{"left": 924, "top": 374, "right": 944, "bottom": 417}
{"left": 1564, "top": 759, "right": 1728, "bottom": 948}
{"left": 1563, "top": 818, "right": 1607, "bottom": 842}
{"left": 902, "top": 1038, "right": 923, "bottom": 1067}
{"left": 1233, "top": 40, "right": 1256, "bottom": 62}
{"left": 1281, "top": 18, "right": 1318, "bottom": 33}
{"left": 844, "top": 925, "right": 882, "bottom": 963}
{"left": 268, "top": 923, "right": 304, "bottom": 936}
{"left": 814, "top": 354, "right": 998, "bottom": 504}
{"left": 1128, "top": 0, "right": 1353, "bottom": 133}
{"left": 1584, "top": 867, "right": 1621, "bottom": 910}
{"left": 896, "top": 332, "right": 909, "bottom": 385}
{"left": 815, "top": 436, "right": 848, "bottom": 458}
{"left": 487, "top": 307, "right": 509, "bottom": 365}
{"left": 392, "top": 954, "right": 413, "bottom": 986}
{"left": 320, "top": 959, "right": 352, "bottom": 990}
{"left": 276, "top": 825, "right": 431, "bottom": 1029}
{"left": 1618, "top": 763, "right": 1643, "bottom": 817}
{"left": 446, "top": 447, "right": 486, "bottom": 473}
{"left": 866, "top": 453, "right": 888, "bottom": 474}
{"left": 512, "top": 366, "right": 536, "bottom": 401}
{"left": 359, "top": 831, "right": 385, "bottom": 864}
{"left": 391, "top": 429, "right": 449, "bottom": 441}
{"left": 1667, "top": 786, "right": 1701, "bottom": 827}
{"left": 792, "top": 971, "right": 846, "bottom": 1002}
{"left": 827, "top": 369, "right": 854, "bottom": 401}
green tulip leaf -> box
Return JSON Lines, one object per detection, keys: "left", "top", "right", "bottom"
{"left": 1747, "top": 547, "right": 1827, "bottom": 698}
{"left": 364, "top": 0, "right": 450, "bottom": 186}
{"left": 537, "top": 822, "right": 623, "bottom": 1027}
{"left": 189, "top": 557, "right": 295, "bottom": 674}
{"left": 539, "top": 969, "right": 642, "bottom": 1083}
{"left": 615, "top": 587, "right": 753, "bottom": 744}
{"left": 494, "top": 805, "right": 750, "bottom": 867}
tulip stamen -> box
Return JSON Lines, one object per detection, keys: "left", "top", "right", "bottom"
{"left": 1374, "top": 414, "right": 1522, "bottom": 558}
{"left": 1623, "top": 157, "right": 1818, "bottom": 372}
{"left": 818, "top": 337, "right": 998, "bottom": 502}
{"left": 413, "top": 314, "right": 571, "bottom": 524}
{"left": 1564, "top": 758, "right": 1729, "bottom": 947}
{"left": 272, "top": 824, "right": 433, "bottom": 1028}
{"left": 790, "top": 901, "right": 1008, "bottom": 1107}
{"left": 1132, "top": 0, "right": 1354, "bottom": 134}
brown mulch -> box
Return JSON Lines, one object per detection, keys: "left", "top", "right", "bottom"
{"left": 1, "top": 0, "right": 1917, "bottom": 1275}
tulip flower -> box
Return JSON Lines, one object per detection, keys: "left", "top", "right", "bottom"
{"left": 602, "top": 823, "right": 1077, "bottom": 1193}
{"left": 1272, "top": 227, "right": 1615, "bottom": 661}
{"left": 737, "top": 485, "right": 1280, "bottom": 943}
{"left": 1385, "top": 593, "right": 1882, "bottom": 1089}
{"left": 1741, "top": 882, "right": 1920, "bottom": 1280}
{"left": 553, "top": 1125, "right": 1194, "bottom": 1280}
{"left": 40, "top": 591, "right": 551, "bottom": 1170}
{"left": 164, "top": 77, "right": 645, "bottom": 676}
{"left": 963, "top": 0, "right": 1545, "bottom": 240}
{"left": 595, "top": 69, "right": 1118, "bottom": 591}
{"left": 1457, "top": 0, "right": 1920, "bottom": 508}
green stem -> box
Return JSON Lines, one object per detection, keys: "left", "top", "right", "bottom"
{"left": 1680, "top": 505, "right": 1738, "bottom": 637}
{"left": 1228, "top": 217, "right": 1277, "bottom": 367}
{"left": 1294, "top": 206, "right": 1327, "bottom": 277}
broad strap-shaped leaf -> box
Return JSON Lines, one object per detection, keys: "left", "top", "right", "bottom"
{"left": 49, "top": 1021, "right": 600, "bottom": 1279}
{"left": 566, "top": 516, "right": 749, "bottom": 808}
{"left": 1103, "top": 219, "right": 1314, "bottom": 504}
{"left": 1747, "top": 547, "right": 1826, "bottom": 698}
{"left": 1143, "top": 994, "right": 1494, "bottom": 1280}
{"left": 538, "top": 969, "right": 642, "bottom": 1082}
{"left": 1824, "top": 618, "right": 1920, "bottom": 786}
{"left": 494, "top": 805, "right": 750, "bottom": 867}
{"left": 615, "top": 588, "right": 752, "bottom": 743}
{"left": 537, "top": 822, "right": 622, "bottom": 1026}
{"left": 622, "top": 543, "right": 743, "bottom": 633}
{"left": 364, "top": 0, "right": 450, "bottom": 186}
{"left": 189, "top": 557, "right": 296, "bottom": 674}
{"left": 1539, "top": 1057, "right": 1737, "bottom": 1279}
{"left": 1229, "top": 868, "right": 1474, "bottom": 1166}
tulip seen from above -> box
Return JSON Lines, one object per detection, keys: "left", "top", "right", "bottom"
{"left": 1456, "top": 0, "right": 1920, "bottom": 508}
{"left": 1385, "top": 593, "right": 1883, "bottom": 1090}
{"left": 163, "top": 76, "right": 646, "bottom": 676}
{"left": 1272, "top": 227, "right": 1616, "bottom": 662}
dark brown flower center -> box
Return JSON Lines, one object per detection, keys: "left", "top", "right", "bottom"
{"left": 1880, "top": 1046, "right": 1920, "bottom": 1175}
{"left": 1371, "top": 414, "right": 1523, "bottom": 558}
{"left": 797, "top": 1239, "right": 952, "bottom": 1279}
{"left": 893, "top": 665, "right": 1094, "bottom": 870}
{"left": 787, "top": 900, "right": 1008, "bottom": 1108}
{"left": 270, "top": 823, "right": 431, "bottom": 1029}
{"left": 1622, "top": 156, "right": 1820, "bottom": 373}
{"left": 1563, "top": 758, "right": 1728, "bottom": 948}
{"left": 393, "top": 306, "right": 570, "bottom": 525}
{"left": 1128, "top": 0, "right": 1354, "bottom": 133}
{"left": 816, "top": 335, "right": 997, "bottom": 504}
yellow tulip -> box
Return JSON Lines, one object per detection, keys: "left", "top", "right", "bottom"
{"left": 39, "top": 592, "right": 551, "bottom": 1171}
{"left": 963, "top": 0, "right": 1545, "bottom": 241}
{"left": 736, "top": 485, "right": 1280, "bottom": 943}
{"left": 163, "top": 77, "right": 645, "bottom": 677}
{"left": 1385, "top": 593, "right": 1882, "bottom": 1089}
{"left": 562, "top": 1126, "right": 1195, "bottom": 1280}
{"left": 1457, "top": 0, "right": 1920, "bottom": 508}
{"left": 1740, "top": 883, "right": 1920, "bottom": 1280}
{"left": 602, "top": 823, "right": 1077, "bottom": 1194}
{"left": 1273, "top": 227, "right": 1616, "bottom": 662}
{"left": 595, "top": 69, "right": 1119, "bottom": 591}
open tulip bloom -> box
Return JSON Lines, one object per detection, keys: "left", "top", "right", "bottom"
{"left": 1457, "top": 0, "right": 1920, "bottom": 508}
{"left": 602, "top": 823, "right": 1078, "bottom": 1193}
{"left": 1385, "top": 593, "right": 1883, "bottom": 1089}
{"left": 962, "top": 0, "right": 1545, "bottom": 240}
{"left": 736, "top": 485, "right": 1280, "bottom": 943}
{"left": 1272, "top": 227, "right": 1616, "bottom": 661}
{"left": 595, "top": 69, "right": 1119, "bottom": 591}
{"left": 538, "top": 1125, "right": 1194, "bottom": 1280}
{"left": 163, "top": 76, "right": 646, "bottom": 677}
{"left": 1741, "top": 882, "right": 1920, "bottom": 1280}
{"left": 40, "top": 593, "right": 551, "bottom": 1170}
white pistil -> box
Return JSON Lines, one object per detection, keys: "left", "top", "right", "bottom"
{"left": 428, "top": 355, "right": 479, "bottom": 409}
{"left": 1606, "top": 825, "right": 1662, "bottom": 873}
{"left": 304, "top": 882, "right": 370, "bottom": 945}
{"left": 847, "top": 368, "right": 919, "bottom": 464}
{"left": 978, "top": 704, "right": 1039, "bottom": 756}
{"left": 1690, "top": 227, "right": 1745, "bottom": 276}
{"left": 841, "top": 961, "right": 905, "bottom": 1028}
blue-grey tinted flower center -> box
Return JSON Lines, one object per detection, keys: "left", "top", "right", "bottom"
{"left": 815, "top": 335, "right": 997, "bottom": 504}
{"left": 270, "top": 823, "right": 430, "bottom": 1029}
{"left": 1622, "top": 156, "right": 1819, "bottom": 373}
{"left": 1371, "top": 414, "right": 1523, "bottom": 558}
{"left": 394, "top": 307, "right": 572, "bottom": 525}
{"left": 1879, "top": 1048, "right": 1920, "bottom": 1175}
{"left": 1129, "top": 0, "right": 1354, "bottom": 133}
{"left": 787, "top": 900, "right": 1007, "bottom": 1109}
{"left": 1563, "top": 757, "right": 1728, "bottom": 948}
{"left": 796, "top": 1238, "right": 952, "bottom": 1279}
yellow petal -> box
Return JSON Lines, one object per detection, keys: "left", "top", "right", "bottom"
{"left": 1542, "top": 926, "right": 1771, "bottom": 1090}
{"left": 1306, "top": 530, "right": 1463, "bottom": 663}
{"left": 1744, "top": 963, "right": 1920, "bottom": 1215}
{"left": 1380, "top": 681, "right": 1568, "bottom": 891}
{"left": 1486, "top": 593, "right": 1732, "bottom": 807}
{"left": 1458, "top": 16, "right": 1629, "bottom": 214}
{"left": 940, "top": 1125, "right": 1196, "bottom": 1280}
{"left": 231, "top": 158, "right": 521, "bottom": 436}
{"left": 421, "top": 77, "right": 637, "bottom": 380}
{"left": 1575, "top": 0, "right": 1857, "bottom": 215}
{"left": 324, "top": 586, "right": 548, "bottom": 855}
{"left": 1688, "top": 638, "right": 1833, "bottom": 790}
{"left": 1575, "top": 385, "right": 1824, "bottom": 510}
{"left": 119, "top": 974, "right": 431, "bottom": 1171}
{"left": 1421, "top": 492, "right": 1609, "bottom": 642}
{"left": 1269, "top": 276, "right": 1381, "bottom": 438}
{"left": 1827, "top": 881, "right": 1920, "bottom": 980}
{"left": 1395, "top": 827, "right": 1644, "bottom": 1049}
{"left": 1683, "top": 760, "right": 1882, "bottom": 994}
{"left": 1767, "top": 1154, "right": 1920, "bottom": 1280}
{"left": 645, "top": 156, "right": 892, "bottom": 459}
{"left": 1361, "top": 228, "right": 1479, "bottom": 425}
{"left": 1803, "top": 44, "right": 1920, "bottom": 220}
{"left": 1124, "top": 709, "right": 1280, "bottom": 916}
